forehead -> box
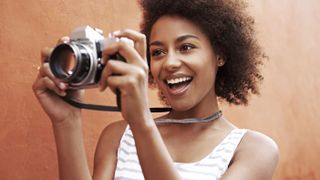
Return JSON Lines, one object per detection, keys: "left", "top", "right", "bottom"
{"left": 150, "top": 15, "right": 207, "bottom": 43}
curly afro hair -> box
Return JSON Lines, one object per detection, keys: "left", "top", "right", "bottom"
{"left": 139, "top": 0, "right": 265, "bottom": 105}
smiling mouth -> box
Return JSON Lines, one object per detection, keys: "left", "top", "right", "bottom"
{"left": 165, "top": 76, "right": 193, "bottom": 90}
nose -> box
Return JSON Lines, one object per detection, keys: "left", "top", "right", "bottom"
{"left": 163, "top": 52, "right": 182, "bottom": 72}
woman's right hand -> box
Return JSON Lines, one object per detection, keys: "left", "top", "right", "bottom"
{"left": 32, "top": 37, "right": 83, "bottom": 126}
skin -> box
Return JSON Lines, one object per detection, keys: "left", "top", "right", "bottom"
{"left": 32, "top": 15, "right": 279, "bottom": 180}
{"left": 149, "top": 15, "right": 221, "bottom": 118}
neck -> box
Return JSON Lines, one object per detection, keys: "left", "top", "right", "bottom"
{"left": 168, "top": 90, "right": 220, "bottom": 119}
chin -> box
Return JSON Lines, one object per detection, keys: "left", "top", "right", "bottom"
{"left": 168, "top": 100, "right": 194, "bottom": 112}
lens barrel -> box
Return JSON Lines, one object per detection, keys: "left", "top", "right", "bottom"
{"left": 49, "top": 43, "right": 91, "bottom": 84}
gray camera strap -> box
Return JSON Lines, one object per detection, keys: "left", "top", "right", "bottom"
{"left": 155, "top": 110, "right": 222, "bottom": 124}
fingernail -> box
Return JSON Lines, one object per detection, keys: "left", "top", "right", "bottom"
{"left": 59, "top": 82, "right": 66, "bottom": 89}
{"left": 61, "top": 36, "right": 70, "bottom": 43}
{"left": 112, "top": 30, "right": 121, "bottom": 36}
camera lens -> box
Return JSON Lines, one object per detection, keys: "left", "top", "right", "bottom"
{"left": 50, "top": 43, "right": 91, "bottom": 83}
{"left": 54, "top": 46, "right": 76, "bottom": 76}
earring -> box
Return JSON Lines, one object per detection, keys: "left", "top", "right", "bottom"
{"left": 217, "top": 56, "right": 224, "bottom": 67}
{"left": 218, "top": 60, "right": 225, "bottom": 67}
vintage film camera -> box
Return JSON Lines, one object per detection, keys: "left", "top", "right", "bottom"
{"left": 49, "top": 25, "right": 132, "bottom": 89}
{"left": 48, "top": 26, "right": 170, "bottom": 112}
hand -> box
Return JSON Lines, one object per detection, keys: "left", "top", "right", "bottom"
{"left": 32, "top": 37, "right": 84, "bottom": 126}
{"left": 99, "top": 29, "right": 153, "bottom": 125}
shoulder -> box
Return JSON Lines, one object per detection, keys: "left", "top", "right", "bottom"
{"left": 238, "top": 130, "right": 279, "bottom": 161}
{"left": 93, "top": 120, "right": 128, "bottom": 179}
{"left": 101, "top": 120, "right": 128, "bottom": 136}
{"left": 98, "top": 120, "right": 128, "bottom": 149}
{"left": 222, "top": 130, "right": 279, "bottom": 180}
{"left": 237, "top": 130, "right": 279, "bottom": 175}
{"left": 95, "top": 119, "right": 128, "bottom": 157}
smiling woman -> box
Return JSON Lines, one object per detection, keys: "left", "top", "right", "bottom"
{"left": 149, "top": 16, "right": 219, "bottom": 113}
{"left": 142, "top": 0, "right": 265, "bottom": 106}
{"left": 31, "top": 0, "right": 278, "bottom": 179}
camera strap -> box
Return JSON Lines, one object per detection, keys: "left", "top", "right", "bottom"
{"left": 60, "top": 96, "right": 172, "bottom": 112}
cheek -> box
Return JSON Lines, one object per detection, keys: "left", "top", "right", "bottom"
{"left": 203, "top": 64, "right": 217, "bottom": 82}
{"left": 149, "top": 61, "right": 160, "bottom": 79}
{"left": 188, "top": 54, "right": 216, "bottom": 73}
{"left": 189, "top": 56, "right": 217, "bottom": 83}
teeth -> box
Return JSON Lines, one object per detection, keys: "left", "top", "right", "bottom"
{"left": 167, "top": 77, "right": 192, "bottom": 85}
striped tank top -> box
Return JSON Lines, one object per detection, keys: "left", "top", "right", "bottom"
{"left": 114, "top": 126, "right": 247, "bottom": 180}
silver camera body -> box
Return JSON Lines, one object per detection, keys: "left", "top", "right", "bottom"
{"left": 49, "top": 26, "right": 132, "bottom": 89}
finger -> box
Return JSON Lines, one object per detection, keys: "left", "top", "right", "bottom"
{"left": 57, "top": 36, "right": 70, "bottom": 44}
{"left": 43, "top": 77, "right": 67, "bottom": 96}
{"left": 106, "top": 75, "right": 139, "bottom": 96}
{"left": 106, "top": 76, "right": 124, "bottom": 93}
{"left": 107, "top": 60, "right": 135, "bottom": 76}
{"left": 99, "top": 61, "right": 113, "bottom": 92}
{"left": 41, "top": 47, "right": 53, "bottom": 63}
{"left": 102, "top": 61, "right": 148, "bottom": 94}
{"left": 112, "top": 29, "right": 147, "bottom": 60}
{"left": 102, "top": 39, "right": 145, "bottom": 67}
{"left": 99, "top": 60, "right": 133, "bottom": 91}
{"left": 38, "top": 62, "right": 55, "bottom": 79}
{"left": 37, "top": 63, "right": 68, "bottom": 90}
{"left": 34, "top": 76, "right": 67, "bottom": 97}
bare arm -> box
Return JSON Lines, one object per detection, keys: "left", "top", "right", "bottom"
{"left": 53, "top": 118, "right": 92, "bottom": 180}
{"left": 221, "top": 131, "right": 279, "bottom": 180}
{"left": 99, "top": 29, "right": 181, "bottom": 179}
{"left": 130, "top": 120, "right": 181, "bottom": 180}
{"left": 92, "top": 120, "right": 127, "bottom": 180}
{"left": 33, "top": 40, "right": 91, "bottom": 180}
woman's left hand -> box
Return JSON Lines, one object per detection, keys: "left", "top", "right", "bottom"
{"left": 99, "top": 29, "right": 152, "bottom": 126}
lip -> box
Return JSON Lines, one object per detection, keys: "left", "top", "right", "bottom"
{"left": 165, "top": 79, "right": 192, "bottom": 96}
{"left": 161, "top": 73, "right": 193, "bottom": 96}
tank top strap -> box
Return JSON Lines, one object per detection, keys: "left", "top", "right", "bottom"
{"left": 115, "top": 126, "right": 248, "bottom": 179}
{"left": 209, "top": 128, "right": 248, "bottom": 177}
{"left": 114, "top": 125, "right": 145, "bottom": 179}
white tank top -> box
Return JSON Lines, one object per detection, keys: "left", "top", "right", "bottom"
{"left": 114, "top": 126, "right": 247, "bottom": 180}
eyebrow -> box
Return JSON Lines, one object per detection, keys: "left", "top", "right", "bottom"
{"left": 149, "top": 34, "right": 200, "bottom": 47}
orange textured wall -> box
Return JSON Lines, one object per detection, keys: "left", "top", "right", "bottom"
{"left": 0, "top": 0, "right": 319, "bottom": 179}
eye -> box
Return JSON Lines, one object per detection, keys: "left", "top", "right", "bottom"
{"left": 179, "top": 43, "right": 196, "bottom": 53}
{"left": 150, "top": 48, "right": 166, "bottom": 57}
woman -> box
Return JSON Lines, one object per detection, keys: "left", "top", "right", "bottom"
{"left": 33, "top": 0, "right": 279, "bottom": 179}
